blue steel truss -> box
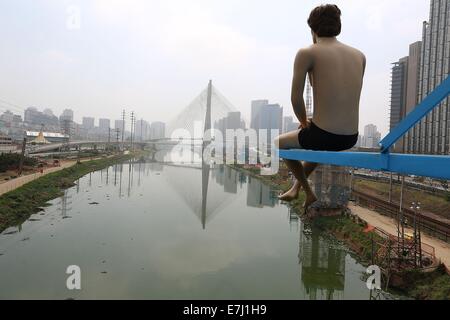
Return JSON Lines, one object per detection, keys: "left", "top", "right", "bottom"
{"left": 279, "top": 76, "right": 450, "bottom": 180}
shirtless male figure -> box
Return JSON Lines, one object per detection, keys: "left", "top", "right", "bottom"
{"left": 275, "top": 4, "right": 366, "bottom": 211}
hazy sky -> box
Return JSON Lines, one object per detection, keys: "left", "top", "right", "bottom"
{"left": 0, "top": 0, "right": 429, "bottom": 135}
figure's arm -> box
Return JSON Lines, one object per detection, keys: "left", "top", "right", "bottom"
{"left": 291, "top": 49, "right": 313, "bottom": 129}
{"left": 362, "top": 54, "right": 367, "bottom": 78}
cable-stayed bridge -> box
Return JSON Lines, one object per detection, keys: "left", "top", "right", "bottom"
{"left": 28, "top": 80, "right": 237, "bottom": 156}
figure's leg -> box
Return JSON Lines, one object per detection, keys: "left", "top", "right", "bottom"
{"left": 283, "top": 160, "right": 318, "bottom": 207}
{"left": 275, "top": 131, "right": 318, "bottom": 205}
{"left": 279, "top": 162, "right": 318, "bottom": 201}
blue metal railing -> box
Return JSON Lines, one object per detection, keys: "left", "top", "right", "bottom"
{"left": 279, "top": 75, "right": 450, "bottom": 180}
{"left": 380, "top": 76, "right": 450, "bottom": 153}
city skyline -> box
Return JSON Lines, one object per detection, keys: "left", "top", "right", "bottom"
{"left": 0, "top": 0, "right": 430, "bottom": 137}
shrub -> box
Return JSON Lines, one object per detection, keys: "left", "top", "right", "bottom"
{"left": 0, "top": 154, "right": 37, "bottom": 172}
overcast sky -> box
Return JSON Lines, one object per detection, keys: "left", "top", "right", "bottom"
{"left": 0, "top": 0, "right": 430, "bottom": 135}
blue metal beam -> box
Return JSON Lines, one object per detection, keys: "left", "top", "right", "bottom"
{"left": 279, "top": 75, "right": 450, "bottom": 180}
{"left": 279, "top": 150, "right": 450, "bottom": 180}
{"left": 380, "top": 75, "right": 450, "bottom": 152}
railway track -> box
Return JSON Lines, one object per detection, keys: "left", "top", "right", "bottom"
{"left": 352, "top": 190, "right": 450, "bottom": 243}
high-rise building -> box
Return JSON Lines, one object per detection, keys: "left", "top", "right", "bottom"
{"left": 99, "top": 118, "right": 111, "bottom": 132}
{"left": 60, "top": 109, "right": 74, "bottom": 122}
{"left": 259, "top": 104, "right": 283, "bottom": 146}
{"left": 43, "top": 109, "right": 55, "bottom": 117}
{"left": 225, "top": 112, "right": 245, "bottom": 131}
{"left": 0, "top": 110, "right": 15, "bottom": 124}
{"left": 150, "top": 122, "right": 166, "bottom": 140}
{"left": 389, "top": 57, "right": 409, "bottom": 152}
{"left": 214, "top": 112, "right": 246, "bottom": 144}
{"left": 259, "top": 104, "right": 283, "bottom": 132}
{"left": 390, "top": 57, "right": 409, "bottom": 132}
{"left": 407, "top": 0, "right": 449, "bottom": 154}
{"left": 24, "top": 107, "right": 59, "bottom": 128}
{"left": 362, "top": 124, "right": 381, "bottom": 149}
{"left": 136, "top": 119, "right": 150, "bottom": 141}
{"left": 250, "top": 101, "right": 283, "bottom": 133}
{"left": 406, "top": 42, "right": 422, "bottom": 115}
{"left": 82, "top": 117, "right": 95, "bottom": 130}
{"left": 115, "top": 120, "right": 124, "bottom": 130}
{"left": 250, "top": 100, "right": 269, "bottom": 131}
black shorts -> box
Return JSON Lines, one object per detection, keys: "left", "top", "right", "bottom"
{"left": 298, "top": 122, "right": 358, "bottom": 152}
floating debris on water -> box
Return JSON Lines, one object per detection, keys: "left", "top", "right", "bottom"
{"left": 3, "top": 231, "right": 18, "bottom": 235}
{"left": 22, "top": 237, "right": 30, "bottom": 242}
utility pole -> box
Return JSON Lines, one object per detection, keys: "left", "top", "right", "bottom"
{"left": 115, "top": 128, "right": 120, "bottom": 152}
{"left": 18, "top": 133, "right": 27, "bottom": 176}
{"left": 130, "top": 112, "right": 135, "bottom": 152}
{"left": 108, "top": 127, "right": 111, "bottom": 151}
{"left": 389, "top": 172, "right": 393, "bottom": 203}
{"left": 121, "top": 110, "right": 126, "bottom": 151}
{"left": 411, "top": 202, "right": 423, "bottom": 268}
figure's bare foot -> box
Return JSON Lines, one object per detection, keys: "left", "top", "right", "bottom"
{"left": 278, "top": 186, "right": 300, "bottom": 202}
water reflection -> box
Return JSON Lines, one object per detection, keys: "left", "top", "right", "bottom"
{"left": 0, "top": 153, "right": 376, "bottom": 300}
{"left": 58, "top": 190, "right": 72, "bottom": 219}
{"left": 299, "top": 224, "right": 345, "bottom": 300}
{"left": 247, "top": 176, "right": 277, "bottom": 208}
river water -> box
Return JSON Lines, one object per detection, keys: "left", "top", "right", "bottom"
{"left": 0, "top": 156, "right": 380, "bottom": 300}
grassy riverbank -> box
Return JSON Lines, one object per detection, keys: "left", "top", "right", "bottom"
{"left": 230, "top": 164, "right": 450, "bottom": 300}
{"left": 313, "top": 215, "right": 450, "bottom": 299}
{"left": 0, "top": 153, "right": 140, "bottom": 233}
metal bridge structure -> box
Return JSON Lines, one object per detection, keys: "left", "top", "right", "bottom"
{"left": 279, "top": 76, "right": 450, "bottom": 180}
{"left": 138, "top": 81, "right": 238, "bottom": 229}
{"left": 27, "top": 80, "right": 237, "bottom": 157}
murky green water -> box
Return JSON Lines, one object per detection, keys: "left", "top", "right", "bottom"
{"left": 0, "top": 158, "right": 378, "bottom": 300}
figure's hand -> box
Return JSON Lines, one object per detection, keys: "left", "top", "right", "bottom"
{"left": 300, "top": 119, "right": 311, "bottom": 130}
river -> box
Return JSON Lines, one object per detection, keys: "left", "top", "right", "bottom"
{"left": 0, "top": 156, "right": 381, "bottom": 300}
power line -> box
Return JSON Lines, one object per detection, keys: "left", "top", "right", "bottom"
{"left": 0, "top": 104, "right": 25, "bottom": 115}
{"left": 0, "top": 98, "right": 27, "bottom": 113}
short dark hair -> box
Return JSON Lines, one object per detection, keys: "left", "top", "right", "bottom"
{"left": 307, "top": 4, "right": 342, "bottom": 37}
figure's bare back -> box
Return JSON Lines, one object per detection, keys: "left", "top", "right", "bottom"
{"left": 308, "top": 39, "right": 365, "bottom": 135}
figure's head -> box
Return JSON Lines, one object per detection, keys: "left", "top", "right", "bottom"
{"left": 308, "top": 4, "right": 342, "bottom": 43}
